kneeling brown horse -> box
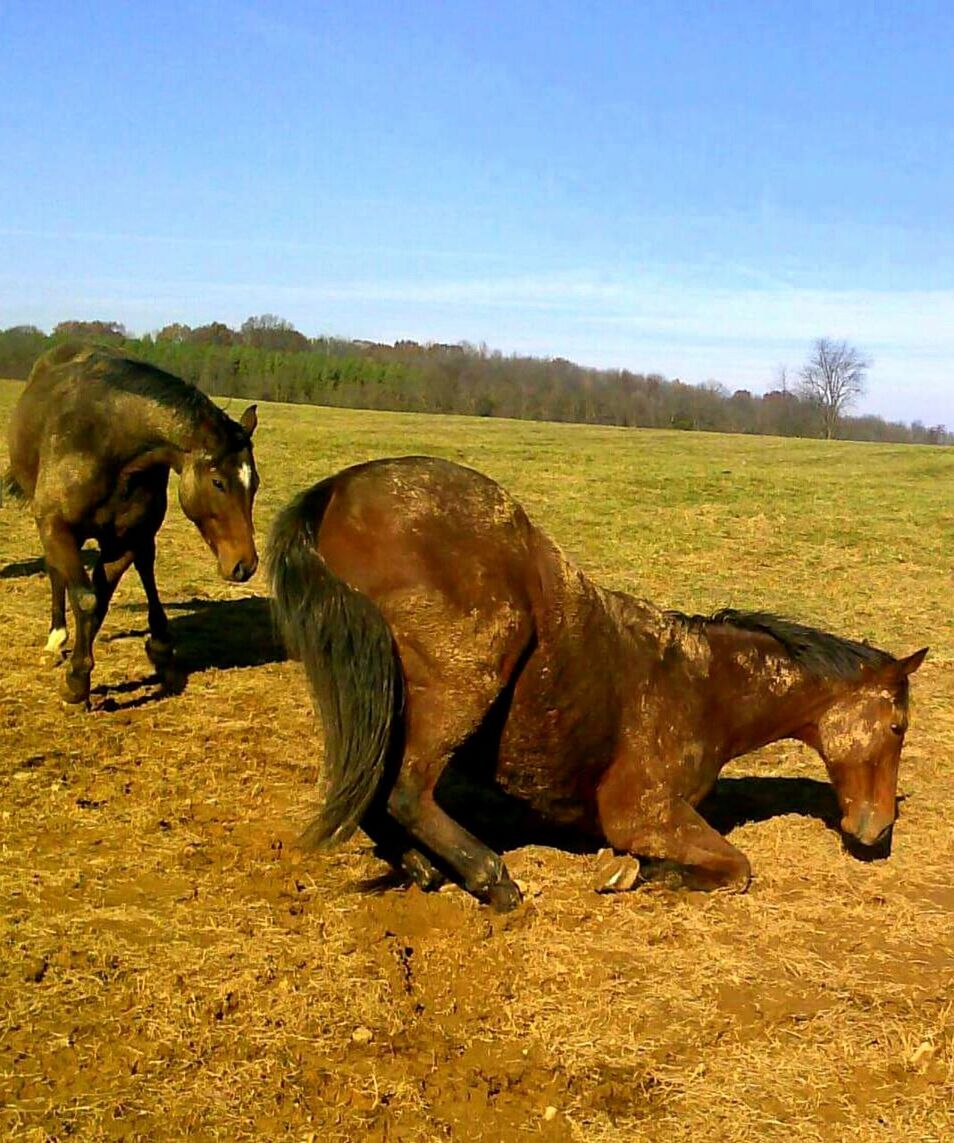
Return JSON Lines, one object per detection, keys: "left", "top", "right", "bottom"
{"left": 5, "top": 343, "right": 260, "bottom": 704}
{"left": 268, "top": 456, "right": 926, "bottom": 911}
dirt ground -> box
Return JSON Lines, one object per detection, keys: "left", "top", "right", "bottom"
{"left": 1, "top": 385, "right": 952, "bottom": 1141}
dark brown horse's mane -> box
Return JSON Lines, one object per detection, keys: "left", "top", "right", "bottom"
{"left": 669, "top": 608, "right": 895, "bottom": 680}
{"left": 80, "top": 346, "right": 251, "bottom": 451}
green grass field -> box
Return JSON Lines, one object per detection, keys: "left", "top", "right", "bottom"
{"left": 1, "top": 378, "right": 952, "bottom": 1141}
{"left": 247, "top": 389, "right": 953, "bottom": 648}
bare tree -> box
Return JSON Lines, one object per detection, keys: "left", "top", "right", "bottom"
{"left": 240, "top": 314, "right": 309, "bottom": 351}
{"left": 798, "top": 338, "right": 870, "bottom": 439}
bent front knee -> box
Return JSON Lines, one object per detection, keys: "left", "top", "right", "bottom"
{"left": 72, "top": 587, "right": 97, "bottom": 618}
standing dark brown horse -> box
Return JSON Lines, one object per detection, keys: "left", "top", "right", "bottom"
{"left": 267, "top": 456, "right": 927, "bottom": 911}
{"left": 4, "top": 343, "right": 260, "bottom": 704}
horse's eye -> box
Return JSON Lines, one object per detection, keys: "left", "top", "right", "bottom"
{"left": 889, "top": 723, "right": 904, "bottom": 736}
{"left": 212, "top": 477, "right": 226, "bottom": 492}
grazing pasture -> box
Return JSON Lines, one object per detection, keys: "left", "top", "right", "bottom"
{"left": 1, "top": 377, "right": 952, "bottom": 1141}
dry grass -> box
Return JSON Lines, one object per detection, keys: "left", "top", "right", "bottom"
{"left": 1, "top": 379, "right": 952, "bottom": 1141}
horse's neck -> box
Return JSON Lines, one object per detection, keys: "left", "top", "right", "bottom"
{"left": 701, "top": 626, "right": 836, "bottom": 755}
{"left": 603, "top": 594, "right": 838, "bottom": 757}
{"left": 125, "top": 395, "right": 223, "bottom": 467}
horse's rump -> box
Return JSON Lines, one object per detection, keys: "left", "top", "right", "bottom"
{"left": 268, "top": 456, "right": 639, "bottom": 843}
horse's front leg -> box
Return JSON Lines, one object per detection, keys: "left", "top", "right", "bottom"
{"left": 45, "top": 565, "right": 68, "bottom": 658}
{"left": 133, "top": 534, "right": 180, "bottom": 689}
{"left": 38, "top": 517, "right": 99, "bottom": 704}
{"left": 596, "top": 762, "right": 752, "bottom": 892}
{"left": 67, "top": 546, "right": 137, "bottom": 702}
{"left": 90, "top": 548, "right": 136, "bottom": 642}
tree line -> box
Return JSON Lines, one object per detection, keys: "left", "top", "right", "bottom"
{"left": 0, "top": 319, "right": 948, "bottom": 445}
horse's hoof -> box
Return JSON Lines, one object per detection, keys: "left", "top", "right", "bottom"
{"left": 158, "top": 664, "right": 186, "bottom": 695}
{"left": 145, "top": 637, "right": 175, "bottom": 670}
{"left": 401, "top": 849, "right": 446, "bottom": 892}
{"left": 485, "top": 875, "right": 523, "bottom": 913}
{"left": 593, "top": 850, "right": 642, "bottom": 894}
{"left": 59, "top": 669, "right": 91, "bottom": 707}
{"left": 726, "top": 869, "right": 753, "bottom": 894}
{"left": 146, "top": 638, "right": 184, "bottom": 693}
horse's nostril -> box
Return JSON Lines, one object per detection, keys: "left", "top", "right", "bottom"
{"left": 231, "top": 556, "right": 258, "bottom": 582}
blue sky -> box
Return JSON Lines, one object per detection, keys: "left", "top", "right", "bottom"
{"left": 2, "top": 1, "right": 953, "bottom": 426}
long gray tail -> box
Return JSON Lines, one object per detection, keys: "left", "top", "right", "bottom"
{"left": 266, "top": 480, "right": 401, "bottom": 850}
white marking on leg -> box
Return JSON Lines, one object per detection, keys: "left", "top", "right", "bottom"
{"left": 238, "top": 462, "right": 252, "bottom": 491}
{"left": 45, "top": 627, "right": 68, "bottom": 653}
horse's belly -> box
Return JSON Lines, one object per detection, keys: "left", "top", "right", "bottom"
{"left": 494, "top": 649, "right": 619, "bottom": 829}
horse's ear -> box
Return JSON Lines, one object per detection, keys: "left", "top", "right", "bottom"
{"left": 897, "top": 647, "right": 928, "bottom": 677}
{"left": 869, "top": 646, "right": 928, "bottom": 686}
{"left": 239, "top": 405, "right": 258, "bottom": 436}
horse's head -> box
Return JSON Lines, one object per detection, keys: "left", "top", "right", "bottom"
{"left": 806, "top": 647, "right": 927, "bottom": 848}
{"left": 179, "top": 405, "right": 260, "bottom": 583}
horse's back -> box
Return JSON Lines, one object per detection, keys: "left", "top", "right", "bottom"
{"left": 315, "top": 456, "right": 540, "bottom": 608}
{"left": 9, "top": 344, "right": 194, "bottom": 511}
{"left": 17, "top": 343, "right": 103, "bottom": 410}
{"left": 8, "top": 345, "right": 106, "bottom": 486}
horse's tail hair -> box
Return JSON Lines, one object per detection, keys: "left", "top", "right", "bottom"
{"left": 0, "top": 469, "right": 26, "bottom": 506}
{"left": 266, "top": 480, "right": 401, "bottom": 851}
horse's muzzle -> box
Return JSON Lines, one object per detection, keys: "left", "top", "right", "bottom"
{"left": 228, "top": 556, "right": 259, "bottom": 583}
{"left": 843, "top": 809, "right": 894, "bottom": 849}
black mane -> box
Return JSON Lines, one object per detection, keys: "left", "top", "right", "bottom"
{"left": 80, "top": 345, "right": 251, "bottom": 452}
{"left": 671, "top": 608, "right": 895, "bottom": 680}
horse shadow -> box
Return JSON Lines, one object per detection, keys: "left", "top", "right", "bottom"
{"left": 93, "top": 595, "right": 286, "bottom": 709}
{"left": 426, "top": 767, "right": 892, "bottom": 877}
{"left": 0, "top": 550, "right": 98, "bottom": 579}
{"left": 164, "top": 595, "right": 286, "bottom": 672}
{"left": 699, "top": 775, "right": 896, "bottom": 861}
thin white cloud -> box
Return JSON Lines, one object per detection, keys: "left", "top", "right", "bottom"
{"left": 2, "top": 267, "right": 951, "bottom": 424}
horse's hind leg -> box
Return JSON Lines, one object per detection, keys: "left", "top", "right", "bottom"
{"left": 597, "top": 765, "right": 751, "bottom": 892}
{"left": 384, "top": 677, "right": 524, "bottom": 911}
{"left": 388, "top": 775, "right": 521, "bottom": 910}
{"left": 45, "top": 566, "right": 68, "bottom": 658}
{"left": 360, "top": 804, "right": 447, "bottom": 892}
{"left": 376, "top": 594, "right": 531, "bottom": 911}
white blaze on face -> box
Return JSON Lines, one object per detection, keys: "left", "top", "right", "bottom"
{"left": 238, "top": 462, "right": 253, "bottom": 491}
